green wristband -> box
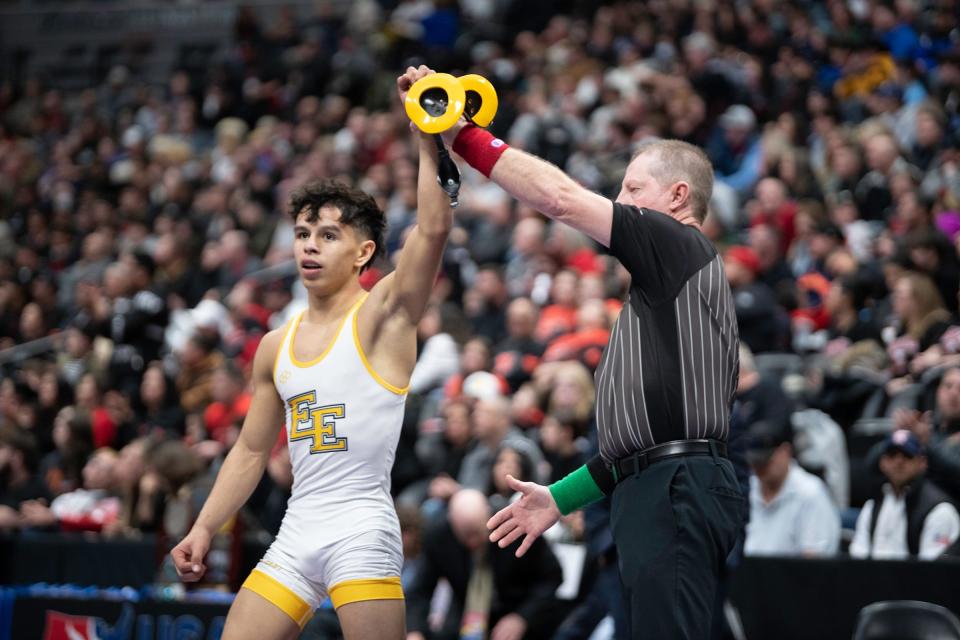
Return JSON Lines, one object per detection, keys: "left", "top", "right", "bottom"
{"left": 548, "top": 464, "right": 605, "bottom": 515}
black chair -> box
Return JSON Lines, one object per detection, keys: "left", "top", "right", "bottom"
{"left": 852, "top": 600, "right": 960, "bottom": 640}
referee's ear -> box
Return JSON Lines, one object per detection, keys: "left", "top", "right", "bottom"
{"left": 669, "top": 181, "right": 691, "bottom": 212}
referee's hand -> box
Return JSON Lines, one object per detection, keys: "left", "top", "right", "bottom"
{"left": 487, "top": 475, "right": 561, "bottom": 558}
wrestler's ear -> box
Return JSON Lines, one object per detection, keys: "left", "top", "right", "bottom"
{"left": 355, "top": 239, "right": 376, "bottom": 270}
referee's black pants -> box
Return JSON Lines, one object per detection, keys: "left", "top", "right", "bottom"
{"left": 611, "top": 450, "right": 744, "bottom": 639}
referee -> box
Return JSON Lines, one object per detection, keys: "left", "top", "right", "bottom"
{"left": 444, "top": 117, "right": 744, "bottom": 637}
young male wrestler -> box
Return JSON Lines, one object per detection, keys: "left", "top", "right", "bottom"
{"left": 171, "top": 66, "right": 451, "bottom": 640}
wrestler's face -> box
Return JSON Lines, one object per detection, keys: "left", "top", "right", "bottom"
{"left": 616, "top": 152, "right": 677, "bottom": 215}
{"left": 293, "top": 206, "right": 375, "bottom": 294}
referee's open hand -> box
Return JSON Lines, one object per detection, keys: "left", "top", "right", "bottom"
{"left": 486, "top": 474, "right": 561, "bottom": 558}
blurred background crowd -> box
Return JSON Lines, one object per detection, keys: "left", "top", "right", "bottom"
{"left": 1, "top": 0, "right": 960, "bottom": 637}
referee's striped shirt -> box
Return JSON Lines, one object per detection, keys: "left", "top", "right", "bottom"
{"left": 595, "top": 204, "right": 740, "bottom": 464}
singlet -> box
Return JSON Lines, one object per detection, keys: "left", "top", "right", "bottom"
{"left": 272, "top": 295, "right": 409, "bottom": 544}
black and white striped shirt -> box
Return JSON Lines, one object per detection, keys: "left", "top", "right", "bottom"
{"left": 595, "top": 204, "right": 740, "bottom": 463}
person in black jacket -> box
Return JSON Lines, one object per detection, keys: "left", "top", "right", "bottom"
{"left": 405, "top": 489, "right": 563, "bottom": 640}
{"left": 850, "top": 429, "right": 959, "bottom": 559}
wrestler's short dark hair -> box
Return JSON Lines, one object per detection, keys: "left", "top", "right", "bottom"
{"left": 289, "top": 180, "right": 386, "bottom": 272}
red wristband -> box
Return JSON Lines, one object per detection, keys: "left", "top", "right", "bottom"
{"left": 452, "top": 124, "right": 509, "bottom": 178}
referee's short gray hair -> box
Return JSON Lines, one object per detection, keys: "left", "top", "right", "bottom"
{"left": 632, "top": 140, "right": 714, "bottom": 223}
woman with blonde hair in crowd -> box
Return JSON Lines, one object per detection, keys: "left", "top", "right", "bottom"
{"left": 535, "top": 361, "right": 596, "bottom": 434}
{"left": 885, "top": 271, "right": 954, "bottom": 395}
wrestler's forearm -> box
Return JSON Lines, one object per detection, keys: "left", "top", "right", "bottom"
{"left": 416, "top": 134, "right": 452, "bottom": 237}
{"left": 192, "top": 440, "right": 268, "bottom": 536}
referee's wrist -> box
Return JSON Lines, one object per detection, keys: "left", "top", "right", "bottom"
{"left": 548, "top": 464, "right": 605, "bottom": 515}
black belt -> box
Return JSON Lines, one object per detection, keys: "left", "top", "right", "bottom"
{"left": 612, "top": 439, "right": 726, "bottom": 483}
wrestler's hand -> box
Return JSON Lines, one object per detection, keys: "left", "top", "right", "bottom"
{"left": 397, "top": 65, "right": 434, "bottom": 133}
{"left": 171, "top": 527, "right": 211, "bottom": 582}
{"left": 486, "top": 474, "right": 560, "bottom": 558}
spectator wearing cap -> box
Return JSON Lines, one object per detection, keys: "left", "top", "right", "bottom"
{"left": 724, "top": 245, "right": 785, "bottom": 353}
{"left": 850, "top": 429, "right": 959, "bottom": 560}
{"left": 707, "top": 104, "right": 763, "bottom": 198}
{"left": 743, "top": 419, "right": 841, "bottom": 557}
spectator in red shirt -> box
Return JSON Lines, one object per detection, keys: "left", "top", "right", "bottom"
{"left": 535, "top": 269, "right": 580, "bottom": 343}
{"left": 203, "top": 362, "right": 252, "bottom": 446}
{"left": 748, "top": 177, "right": 797, "bottom": 253}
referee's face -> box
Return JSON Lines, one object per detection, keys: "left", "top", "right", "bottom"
{"left": 617, "top": 152, "right": 675, "bottom": 214}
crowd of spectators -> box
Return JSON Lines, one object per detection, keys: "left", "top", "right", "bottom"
{"left": 2, "top": 0, "right": 960, "bottom": 636}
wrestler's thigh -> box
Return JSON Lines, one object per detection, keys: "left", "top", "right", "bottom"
{"left": 336, "top": 598, "right": 406, "bottom": 640}
{"left": 221, "top": 587, "right": 302, "bottom": 640}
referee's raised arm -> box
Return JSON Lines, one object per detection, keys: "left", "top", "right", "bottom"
{"left": 440, "top": 121, "right": 615, "bottom": 246}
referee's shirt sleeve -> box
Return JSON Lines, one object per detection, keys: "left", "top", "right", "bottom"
{"left": 608, "top": 203, "right": 692, "bottom": 303}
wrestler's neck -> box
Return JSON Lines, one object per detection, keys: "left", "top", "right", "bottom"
{"left": 303, "top": 279, "right": 366, "bottom": 324}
